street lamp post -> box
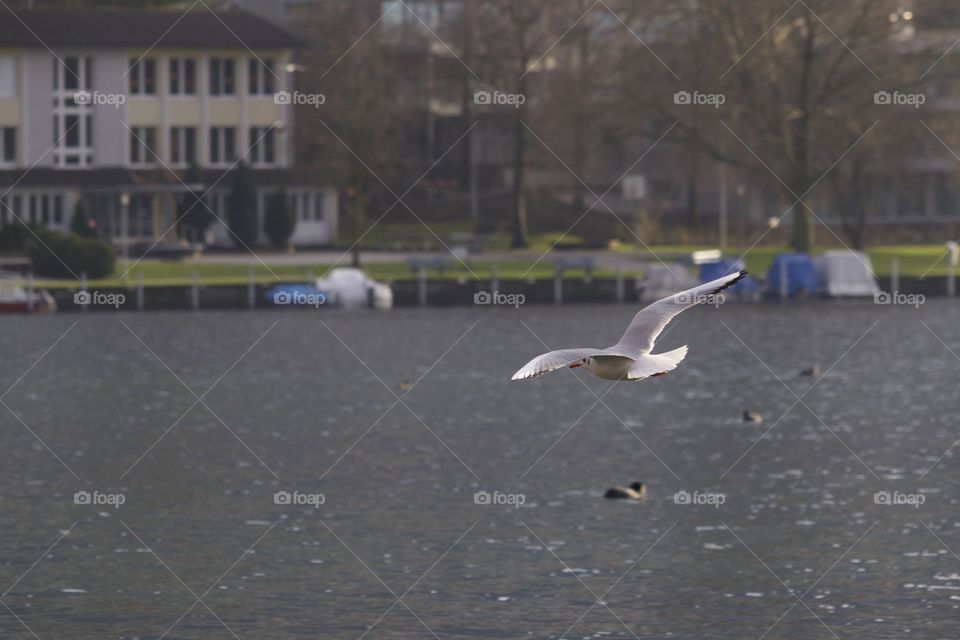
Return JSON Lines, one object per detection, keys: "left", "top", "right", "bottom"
{"left": 718, "top": 161, "right": 728, "bottom": 249}
{"left": 120, "top": 192, "right": 130, "bottom": 265}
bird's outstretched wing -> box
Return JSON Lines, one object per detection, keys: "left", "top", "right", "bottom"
{"left": 511, "top": 348, "right": 606, "bottom": 381}
{"left": 610, "top": 270, "right": 747, "bottom": 356}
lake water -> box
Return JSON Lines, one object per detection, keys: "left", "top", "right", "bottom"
{"left": 0, "top": 300, "right": 958, "bottom": 639}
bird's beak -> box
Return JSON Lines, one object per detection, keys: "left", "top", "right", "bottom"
{"left": 569, "top": 363, "right": 581, "bottom": 369}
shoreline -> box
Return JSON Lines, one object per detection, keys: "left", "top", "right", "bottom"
{"left": 37, "top": 274, "right": 954, "bottom": 312}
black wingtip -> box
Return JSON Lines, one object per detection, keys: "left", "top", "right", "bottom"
{"left": 710, "top": 269, "right": 749, "bottom": 295}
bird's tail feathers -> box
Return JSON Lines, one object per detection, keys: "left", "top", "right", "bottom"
{"left": 626, "top": 346, "right": 688, "bottom": 380}
{"left": 657, "top": 345, "right": 688, "bottom": 366}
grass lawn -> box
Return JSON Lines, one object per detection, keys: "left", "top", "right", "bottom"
{"left": 31, "top": 244, "right": 953, "bottom": 289}
{"left": 36, "top": 259, "right": 588, "bottom": 288}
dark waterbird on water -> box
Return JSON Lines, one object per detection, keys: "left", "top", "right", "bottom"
{"left": 604, "top": 482, "right": 647, "bottom": 500}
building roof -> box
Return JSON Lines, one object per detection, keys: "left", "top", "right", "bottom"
{"left": 0, "top": 8, "right": 303, "bottom": 49}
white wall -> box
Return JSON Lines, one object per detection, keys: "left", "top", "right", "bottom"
{"left": 92, "top": 52, "right": 128, "bottom": 166}
{"left": 23, "top": 50, "right": 53, "bottom": 166}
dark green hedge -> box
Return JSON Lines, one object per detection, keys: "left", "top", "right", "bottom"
{"left": 27, "top": 227, "right": 116, "bottom": 279}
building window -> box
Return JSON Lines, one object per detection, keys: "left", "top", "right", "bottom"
{"left": 0, "top": 127, "right": 15, "bottom": 165}
{"left": 0, "top": 56, "right": 15, "bottom": 98}
{"left": 53, "top": 194, "right": 64, "bottom": 225}
{"left": 289, "top": 191, "right": 315, "bottom": 222}
{"left": 209, "top": 58, "right": 235, "bottom": 95}
{"left": 380, "top": 0, "right": 451, "bottom": 30}
{"left": 287, "top": 193, "right": 299, "bottom": 220}
{"left": 302, "top": 193, "right": 311, "bottom": 221}
{"left": 170, "top": 127, "right": 197, "bottom": 165}
{"left": 249, "top": 126, "right": 276, "bottom": 165}
{"left": 130, "top": 126, "right": 157, "bottom": 165}
{"left": 248, "top": 58, "right": 275, "bottom": 95}
{"left": 169, "top": 57, "right": 196, "bottom": 95}
{"left": 65, "top": 115, "right": 80, "bottom": 147}
{"left": 129, "top": 194, "right": 153, "bottom": 237}
{"left": 55, "top": 56, "right": 92, "bottom": 92}
{"left": 0, "top": 193, "right": 68, "bottom": 227}
{"left": 52, "top": 58, "right": 94, "bottom": 167}
{"left": 209, "top": 127, "right": 236, "bottom": 165}
{"left": 313, "top": 192, "right": 324, "bottom": 221}
{"left": 129, "top": 58, "right": 157, "bottom": 95}
{"left": 209, "top": 192, "right": 223, "bottom": 217}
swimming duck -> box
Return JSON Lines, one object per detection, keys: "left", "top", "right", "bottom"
{"left": 799, "top": 366, "right": 820, "bottom": 378}
{"left": 604, "top": 482, "right": 646, "bottom": 500}
{"left": 742, "top": 410, "right": 763, "bottom": 423}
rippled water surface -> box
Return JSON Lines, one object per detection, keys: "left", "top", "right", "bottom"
{"left": 0, "top": 300, "right": 958, "bottom": 639}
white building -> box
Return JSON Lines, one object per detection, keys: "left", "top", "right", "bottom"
{"left": 0, "top": 7, "right": 337, "bottom": 247}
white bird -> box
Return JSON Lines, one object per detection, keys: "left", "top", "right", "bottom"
{"left": 511, "top": 270, "right": 747, "bottom": 382}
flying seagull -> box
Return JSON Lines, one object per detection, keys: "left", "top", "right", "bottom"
{"left": 511, "top": 270, "right": 747, "bottom": 382}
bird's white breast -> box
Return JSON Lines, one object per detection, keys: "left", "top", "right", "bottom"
{"left": 586, "top": 357, "right": 634, "bottom": 380}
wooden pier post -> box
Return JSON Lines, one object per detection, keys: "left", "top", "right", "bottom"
{"left": 418, "top": 267, "right": 427, "bottom": 306}
{"left": 191, "top": 270, "right": 199, "bottom": 310}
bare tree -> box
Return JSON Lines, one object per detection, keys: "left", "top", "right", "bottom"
{"left": 473, "top": 0, "right": 554, "bottom": 248}
{"left": 828, "top": 106, "right": 924, "bottom": 248}
{"left": 294, "top": 1, "right": 404, "bottom": 266}
{"left": 622, "top": 0, "right": 913, "bottom": 252}
{"left": 540, "top": 0, "right": 627, "bottom": 214}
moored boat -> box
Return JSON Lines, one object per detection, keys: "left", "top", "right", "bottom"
{"left": 0, "top": 275, "right": 57, "bottom": 314}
